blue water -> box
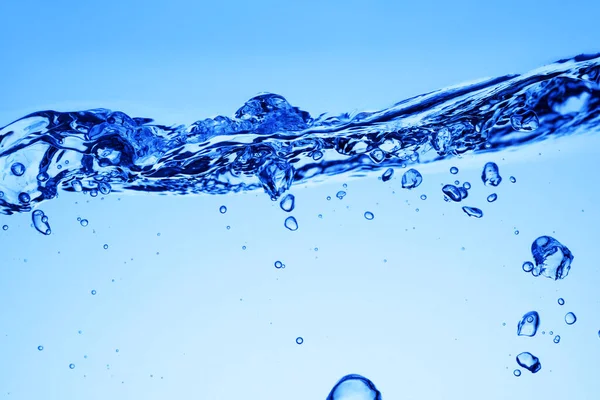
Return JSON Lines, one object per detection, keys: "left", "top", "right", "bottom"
{"left": 1, "top": 54, "right": 600, "bottom": 399}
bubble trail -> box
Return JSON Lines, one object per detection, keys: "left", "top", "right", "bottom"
{"left": 516, "top": 352, "right": 541, "bottom": 373}
{"left": 531, "top": 236, "right": 573, "bottom": 280}
{"left": 279, "top": 194, "right": 295, "bottom": 212}
{"left": 326, "top": 374, "right": 382, "bottom": 400}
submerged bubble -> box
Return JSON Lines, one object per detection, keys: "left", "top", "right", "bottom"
{"left": 11, "top": 162, "right": 26, "bottom": 176}
{"left": 80, "top": 219, "right": 88, "bottom": 227}
{"left": 312, "top": 150, "right": 323, "bottom": 161}
{"left": 18, "top": 192, "right": 31, "bottom": 203}
{"left": 219, "top": 205, "right": 227, "bottom": 214}
{"left": 458, "top": 187, "right": 468, "bottom": 200}
{"left": 565, "top": 312, "right": 577, "bottom": 325}
{"left": 296, "top": 337, "right": 303, "bottom": 345}
{"left": 258, "top": 159, "right": 294, "bottom": 200}
{"left": 279, "top": 194, "right": 295, "bottom": 212}
{"left": 284, "top": 216, "right": 298, "bottom": 231}
{"left": 450, "top": 166, "right": 459, "bottom": 174}
{"left": 336, "top": 191, "right": 347, "bottom": 200}
{"left": 32, "top": 210, "right": 51, "bottom": 235}
{"left": 401, "top": 168, "right": 423, "bottom": 189}
{"left": 98, "top": 182, "right": 111, "bottom": 195}
{"left": 274, "top": 261, "right": 284, "bottom": 269}
{"left": 462, "top": 206, "right": 483, "bottom": 218}
{"left": 510, "top": 176, "right": 516, "bottom": 183}
{"left": 482, "top": 162, "right": 502, "bottom": 186}
{"left": 442, "top": 185, "right": 462, "bottom": 202}
{"left": 558, "top": 298, "right": 565, "bottom": 305}
{"left": 69, "top": 364, "right": 75, "bottom": 369}
{"left": 510, "top": 108, "right": 540, "bottom": 132}
{"left": 516, "top": 352, "right": 541, "bottom": 373}
{"left": 364, "top": 211, "right": 374, "bottom": 220}
{"left": 37, "top": 345, "right": 44, "bottom": 351}
{"left": 420, "top": 194, "right": 427, "bottom": 200}
{"left": 531, "top": 236, "right": 573, "bottom": 280}
{"left": 2, "top": 225, "right": 8, "bottom": 231}
{"left": 71, "top": 180, "right": 83, "bottom": 192}
{"left": 326, "top": 374, "right": 381, "bottom": 400}
{"left": 517, "top": 311, "right": 540, "bottom": 337}
{"left": 554, "top": 335, "right": 561, "bottom": 344}
{"left": 522, "top": 261, "right": 534, "bottom": 272}
{"left": 462, "top": 181, "right": 471, "bottom": 190}
{"left": 513, "top": 369, "right": 521, "bottom": 377}
{"left": 382, "top": 168, "right": 394, "bottom": 182}
{"left": 91, "top": 290, "right": 97, "bottom": 295}
{"left": 487, "top": 193, "right": 498, "bottom": 202}
{"left": 103, "top": 244, "right": 109, "bottom": 249}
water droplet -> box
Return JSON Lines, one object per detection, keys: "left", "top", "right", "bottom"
{"left": 522, "top": 261, "right": 534, "bottom": 272}
{"left": 462, "top": 206, "right": 483, "bottom": 218}
{"left": 510, "top": 108, "right": 539, "bottom": 132}
{"left": 558, "top": 298, "right": 565, "bottom": 305}
{"left": 219, "top": 205, "right": 227, "bottom": 214}
{"left": 364, "top": 211, "right": 374, "bottom": 220}
{"left": 284, "top": 216, "right": 298, "bottom": 231}
{"left": 280, "top": 194, "right": 295, "bottom": 212}
{"left": 274, "top": 261, "right": 284, "bottom": 269}
{"left": 38, "top": 345, "right": 44, "bottom": 351}
{"left": 450, "top": 166, "right": 459, "bottom": 174}
{"left": 487, "top": 193, "right": 498, "bottom": 203}
{"left": 531, "top": 236, "right": 573, "bottom": 280}
{"left": 382, "top": 168, "right": 394, "bottom": 182}
{"left": 420, "top": 194, "right": 427, "bottom": 200}
{"left": 442, "top": 185, "right": 462, "bottom": 202}
{"left": 32, "top": 210, "right": 51, "bottom": 235}
{"left": 513, "top": 369, "right": 521, "bottom": 377}
{"left": 462, "top": 181, "right": 471, "bottom": 190}
{"left": 11, "top": 162, "right": 25, "bottom": 176}
{"left": 553, "top": 335, "right": 561, "bottom": 344}
{"left": 103, "top": 244, "right": 109, "bottom": 249}
{"left": 336, "top": 191, "right": 346, "bottom": 200}
{"left": 517, "top": 311, "right": 540, "bottom": 337}
{"left": 516, "top": 352, "right": 541, "bottom": 373}
{"left": 510, "top": 176, "right": 516, "bottom": 183}
{"left": 69, "top": 364, "right": 75, "bottom": 369}
{"left": 296, "top": 337, "right": 303, "bottom": 345}
{"left": 18, "top": 192, "right": 31, "bottom": 203}
{"left": 401, "top": 168, "right": 423, "bottom": 189}
{"left": 2, "top": 225, "right": 7, "bottom": 231}
{"left": 91, "top": 290, "right": 97, "bottom": 295}
{"left": 565, "top": 312, "right": 577, "bottom": 325}
{"left": 80, "top": 219, "right": 88, "bottom": 227}
{"left": 482, "top": 162, "right": 502, "bottom": 186}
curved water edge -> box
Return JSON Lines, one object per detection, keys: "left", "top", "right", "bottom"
{"left": 1, "top": 53, "right": 599, "bottom": 215}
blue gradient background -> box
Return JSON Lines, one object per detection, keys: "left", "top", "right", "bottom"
{"left": 1, "top": 0, "right": 600, "bottom": 399}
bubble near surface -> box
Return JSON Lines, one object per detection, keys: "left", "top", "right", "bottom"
{"left": 326, "top": 374, "right": 382, "bottom": 400}
{"left": 279, "top": 194, "right": 295, "bottom": 212}
{"left": 284, "top": 216, "right": 298, "bottom": 231}
{"left": 381, "top": 168, "right": 394, "bottom": 182}
{"left": 516, "top": 352, "right": 541, "bottom": 373}
{"left": 522, "top": 261, "right": 534, "bottom": 272}
{"left": 219, "top": 205, "right": 227, "bottom": 214}
{"left": 11, "top": 162, "right": 26, "bottom": 176}
{"left": 32, "top": 210, "right": 51, "bottom": 235}
{"left": 482, "top": 162, "right": 502, "bottom": 187}
{"left": 462, "top": 206, "right": 483, "bottom": 218}
{"left": 517, "top": 311, "right": 540, "bottom": 337}
{"left": 531, "top": 236, "right": 573, "bottom": 280}
{"left": 510, "top": 108, "right": 540, "bottom": 132}
{"left": 401, "top": 168, "right": 423, "bottom": 189}
{"left": 565, "top": 312, "right": 577, "bottom": 325}
{"left": 442, "top": 184, "right": 462, "bottom": 202}
{"left": 450, "top": 166, "right": 459, "bottom": 174}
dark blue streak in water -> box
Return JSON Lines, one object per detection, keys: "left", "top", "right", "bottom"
{"left": 1, "top": 54, "right": 600, "bottom": 214}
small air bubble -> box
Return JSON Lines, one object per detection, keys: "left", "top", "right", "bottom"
{"left": 91, "top": 290, "right": 97, "bottom": 295}
{"left": 462, "top": 182, "right": 471, "bottom": 190}
{"left": 38, "top": 345, "right": 44, "bottom": 351}
{"left": 103, "top": 244, "right": 108, "bottom": 249}
{"left": 522, "top": 261, "right": 534, "bottom": 272}
{"left": 274, "top": 261, "right": 284, "bottom": 269}
{"left": 565, "top": 312, "right": 577, "bottom": 325}
{"left": 18, "top": 192, "right": 31, "bottom": 203}
{"left": 284, "top": 216, "right": 298, "bottom": 231}
{"left": 219, "top": 206, "right": 227, "bottom": 214}
{"left": 69, "top": 364, "right": 75, "bottom": 369}
{"left": 226, "top": 225, "right": 231, "bottom": 230}
{"left": 296, "top": 337, "right": 304, "bottom": 345}
{"left": 553, "top": 335, "right": 561, "bottom": 344}
{"left": 336, "top": 191, "right": 346, "bottom": 199}
{"left": 487, "top": 193, "right": 498, "bottom": 202}
{"left": 514, "top": 230, "right": 519, "bottom": 235}
{"left": 558, "top": 298, "right": 565, "bottom": 305}
{"left": 280, "top": 194, "right": 295, "bottom": 212}
{"left": 242, "top": 246, "right": 246, "bottom": 250}
{"left": 326, "top": 196, "right": 331, "bottom": 201}
{"left": 364, "top": 211, "right": 374, "bottom": 220}
{"left": 2, "top": 225, "right": 8, "bottom": 231}
{"left": 382, "top": 168, "right": 394, "bottom": 182}
{"left": 513, "top": 369, "right": 521, "bottom": 377}
{"left": 510, "top": 176, "right": 516, "bottom": 183}
{"left": 450, "top": 166, "right": 459, "bottom": 174}
{"left": 11, "top": 162, "right": 25, "bottom": 176}
{"left": 420, "top": 194, "right": 427, "bottom": 200}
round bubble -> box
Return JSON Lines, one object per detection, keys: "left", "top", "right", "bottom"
{"left": 364, "top": 211, "right": 374, "bottom": 220}
{"left": 565, "top": 312, "right": 577, "bottom": 325}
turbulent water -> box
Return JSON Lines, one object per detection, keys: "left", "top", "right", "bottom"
{"left": 1, "top": 54, "right": 599, "bottom": 216}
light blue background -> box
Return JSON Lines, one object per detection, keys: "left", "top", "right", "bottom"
{"left": 1, "top": 0, "right": 600, "bottom": 399}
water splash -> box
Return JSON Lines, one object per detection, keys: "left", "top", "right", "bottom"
{"left": 1, "top": 54, "right": 600, "bottom": 215}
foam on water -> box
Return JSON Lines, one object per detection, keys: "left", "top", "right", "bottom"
{"left": 1, "top": 54, "right": 599, "bottom": 215}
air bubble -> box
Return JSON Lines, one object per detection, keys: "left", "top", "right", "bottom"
{"left": 69, "top": 364, "right": 75, "bottom": 369}
{"left": 312, "top": 151, "right": 323, "bottom": 160}
{"left": 420, "top": 194, "right": 427, "bottom": 200}
{"left": 80, "top": 219, "right": 88, "bottom": 227}
{"left": 284, "top": 216, "right": 298, "bottom": 231}
{"left": 553, "top": 335, "right": 561, "bottom": 344}
{"left": 219, "top": 205, "right": 227, "bottom": 214}
{"left": 336, "top": 191, "right": 346, "bottom": 199}
{"left": 38, "top": 345, "right": 44, "bottom": 351}
{"left": 522, "top": 261, "right": 533, "bottom": 272}
{"left": 442, "top": 185, "right": 462, "bottom": 202}
{"left": 517, "top": 311, "right": 540, "bottom": 337}
{"left": 516, "top": 352, "right": 541, "bottom": 373}
{"left": 565, "top": 312, "right": 577, "bottom": 325}
{"left": 18, "top": 192, "right": 31, "bottom": 203}
{"left": 382, "top": 168, "right": 394, "bottom": 182}
{"left": 482, "top": 162, "right": 502, "bottom": 186}
{"left": 558, "top": 298, "right": 565, "bottom": 305}
{"left": 11, "top": 162, "right": 25, "bottom": 176}
{"left": 510, "top": 176, "right": 516, "bottom": 183}
{"left": 98, "top": 182, "right": 111, "bottom": 195}
{"left": 274, "top": 261, "right": 284, "bottom": 269}
{"left": 37, "top": 172, "right": 49, "bottom": 182}
{"left": 531, "top": 236, "right": 573, "bottom": 280}
{"left": 91, "top": 290, "right": 97, "bottom": 295}
{"left": 32, "top": 210, "right": 51, "bottom": 235}
{"left": 401, "top": 168, "right": 423, "bottom": 189}
{"left": 2, "top": 225, "right": 7, "bottom": 231}
{"left": 487, "top": 193, "right": 497, "bottom": 202}
{"left": 72, "top": 180, "right": 83, "bottom": 192}
{"left": 513, "top": 369, "right": 521, "bottom": 377}
{"left": 103, "top": 244, "right": 109, "bottom": 249}
{"left": 514, "top": 230, "right": 519, "bottom": 235}
{"left": 364, "top": 211, "right": 374, "bottom": 220}
{"left": 510, "top": 108, "right": 540, "bottom": 132}
{"left": 296, "top": 337, "right": 303, "bottom": 344}
{"left": 462, "top": 206, "right": 483, "bottom": 218}
{"left": 450, "top": 166, "right": 459, "bottom": 174}
{"left": 462, "top": 181, "right": 471, "bottom": 190}
{"left": 280, "top": 194, "right": 295, "bottom": 212}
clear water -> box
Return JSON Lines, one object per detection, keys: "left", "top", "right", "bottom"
{"left": 1, "top": 54, "right": 600, "bottom": 399}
